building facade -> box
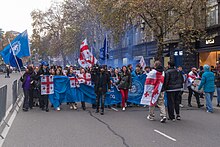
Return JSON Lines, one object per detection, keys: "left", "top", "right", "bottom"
{"left": 198, "top": 0, "right": 220, "bottom": 70}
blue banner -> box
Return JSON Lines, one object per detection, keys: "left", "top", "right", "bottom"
{"left": 0, "top": 30, "right": 30, "bottom": 65}
{"left": 49, "top": 75, "right": 146, "bottom": 108}
{"left": 128, "top": 74, "right": 146, "bottom": 104}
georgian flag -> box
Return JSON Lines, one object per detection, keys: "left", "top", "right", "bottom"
{"left": 41, "top": 75, "right": 54, "bottom": 95}
{"left": 78, "top": 39, "right": 97, "bottom": 68}
{"left": 69, "top": 77, "right": 79, "bottom": 88}
{"left": 139, "top": 56, "right": 146, "bottom": 69}
{"left": 140, "top": 69, "right": 164, "bottom": 106}
{"left": 77, "top": 73, "right": 92, "bottom": 85}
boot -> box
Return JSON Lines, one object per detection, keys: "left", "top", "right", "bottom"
{"left": 100, "top": 109, "right": 104, "bottom": 115}
{"left": 96, "top": 108, "right": 99, "bottom": 113}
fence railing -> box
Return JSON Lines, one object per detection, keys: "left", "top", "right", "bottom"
{"left": 0, "top": 85, "right": 7, "bottom": 125}
{"left": 12, "top": 80, "right": 18, "bottom": 106}
{"left": 0, "top": 79, "right": 23, "bottom": 139}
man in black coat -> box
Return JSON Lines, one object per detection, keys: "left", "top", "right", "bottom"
{"left": 38, "top": 62, "right": 50, "bottom": 112}
{"left": 164, "top": 61, "right": 184, "bottom": 121}
{"left": 30, "top": 66, "right": 40, "bottom": 108}
{"left": 91, "top": 65, "right": 111, "bottom": 115}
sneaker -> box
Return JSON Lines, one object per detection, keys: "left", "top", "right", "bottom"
{"left": 160, "top": 117, "right": 166, "bottom": 123}
{"left": 56, "top": 107, "right": 61, "bottom": 111}
{"left": 188, "top": 104, "right": 192, "bottom": 107}
{"left": 206, "top": 110, "right": 213, "bottom": 113}
{"left": 100, "top": 110, "right": 104, "bottom": 115}
{"left": 46, "top": 108, "right": 49, "bottom": 112}
{"left": 22, "top": 108, "right": 28, "bottom": 112}
{"left": 198, "top": 104, "right": 204, "bottom": 108}
{"left": 176, "top": 115, "right": 181, "bottom": 120}
{"left": 73, "top": 105, "right": 78, "bottom": 110}
{"left": 179, "top": 104, "right": 184, "bottom": 108}
{"left": 147, "top": 115, "right": 154, "bottom": 121}
{"left": 70, "top": 105, "right": 73, "bottom": 110}
{"left": 122, "top": 107, "right": 126, "bottom": 111}
{"left": 217, "top": 104, "right": 220, "bottom": 107}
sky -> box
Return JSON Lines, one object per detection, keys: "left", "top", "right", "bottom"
{"left": 0, "top": 0, "right": 63, "bottom": 36}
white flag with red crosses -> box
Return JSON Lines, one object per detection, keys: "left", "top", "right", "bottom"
{"left": 41, "top": 75, "right": 54, "bottom": 95}
{"left": 140, "top": 69, "right": 164, "bottom": 106}
{"left": 77, "top": 73, "right": 92, "bottom": 85}
{"left": 69, "top": 77, "right": 80, "bottom": 88}
{"left": 139, "top": 56, "right": 146, "bottom": 69}
{"left": 78, "top": 39, "right": 97, "bottom": 68}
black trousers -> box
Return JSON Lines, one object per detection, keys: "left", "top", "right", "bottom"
{"left": 167, "top": 91, "right": 181, "bottom": 120}
{"left": 29, "top": 88, "right": 34, "bottom": 108}
{"left": 188, "top": 86, "right": 200, "bottom": 106}
{"left": 178, "top": 91, "right": 184, "bottom": 104}
{"left": 40, "top": 95, "right": 49, "bottom": 109}
{"left": 23, "top": 89, "right": 30, "bottom": 109}
{"left": 96, "top": 91, "right": 106, "bottom": 111}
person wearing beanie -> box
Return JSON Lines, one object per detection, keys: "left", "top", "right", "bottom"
{"left": 198, "top": 64, "right": 215, "bottom": 113}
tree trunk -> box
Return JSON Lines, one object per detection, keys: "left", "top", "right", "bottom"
{"left": 155, "top": 36, "right": 164, "bottom": 62}
{"left": 61, "top": 50, "right": 67, "bottom": 67}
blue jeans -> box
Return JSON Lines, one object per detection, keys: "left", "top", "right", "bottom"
{"left": 205, "top": 92, "right": 214, "bottom": 112}
{"left": 217, "top": 88, "right": 220, "bottom": 104}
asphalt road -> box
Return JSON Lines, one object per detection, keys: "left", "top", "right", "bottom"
{"left": 2, "top": 96, "right": 220, "bottom": 147}
{"left": 0, "top": 72, "right": 21, "bottom": 109}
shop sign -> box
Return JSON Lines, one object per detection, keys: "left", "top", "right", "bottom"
{"left": 174, "top": 51, "right": 183, "bottom": 56}
{"left": 206, "top": 39, "right": 215, "bottom": 44}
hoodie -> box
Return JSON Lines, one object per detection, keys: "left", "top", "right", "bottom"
{"left": 198, "top": 65, "right": 215, "bottom": 93}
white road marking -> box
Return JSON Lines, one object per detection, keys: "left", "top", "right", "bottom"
{"left": 154, "top": 129, "right": 177, "bottom": 142}
{"left": 111, "top": 107, "right": 119, "bottom": 112}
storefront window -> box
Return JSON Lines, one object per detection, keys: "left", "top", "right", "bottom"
{"left": 199, "top": 51, "right": 220, "bottom": 67}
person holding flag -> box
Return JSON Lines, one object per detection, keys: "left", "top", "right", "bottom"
{"left": 38, "top": 61, "right": 50, "bottom": 112}
{"left": 141, "top": 61, "right": 167, "bottom": 123}
{"left": 118, "top": 66, "right": 132, "bottom": 111}
{"left": 20, "top": 65, "right": 34, "bottom": 111}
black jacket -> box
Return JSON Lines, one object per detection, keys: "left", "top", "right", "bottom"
{"left": 91, "top": 71, "right": 111, "bottom": 94}
{"left": 118, "top": 72, "right": 132, "bottom": 90}
{"left": 164, "top": 68, "right": 183, "bottom": 91}
{"left": 215, "top": 74, "right": 220, "bottom": 87}
{"left": 30, "top": 71, "right": 41, "bottom": 89}
{"left": 38, "top": 66, "right": 50, "bottom": 76}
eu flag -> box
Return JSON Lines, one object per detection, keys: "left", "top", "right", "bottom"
{"left": 0, "top": 30, "right": 30, "bottom": 66}
{"left": 99, "top": 36, "right": 108, "bottom": 61}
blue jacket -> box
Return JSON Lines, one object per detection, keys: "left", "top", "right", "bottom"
{"left": 198, "top": 65, "right": 215, "bottom": 93}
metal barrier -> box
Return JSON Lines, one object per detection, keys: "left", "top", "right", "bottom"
{"left": 0, "top": 80, "right": 23, "bottom": 139}
{"left": 0, "top": 85, "right": 7, "bottom": 125}
{"left": 12, "top": 80, "right": 18, "bottom": 105}
{"left": 17, "top": 80, "right": 23, "bottom": 97}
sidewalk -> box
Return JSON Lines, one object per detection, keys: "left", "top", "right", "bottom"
{"left": 181, "top": 92, "right": 220, "bottom": 110}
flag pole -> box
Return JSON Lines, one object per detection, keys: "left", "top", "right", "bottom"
{"left": 8, "top": 39, "right": 23, "bottom": 77}
{"left": 105, "top": 34, "right": 107, "bottom": 65}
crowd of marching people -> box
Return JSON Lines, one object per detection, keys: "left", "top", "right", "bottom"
{"left": 20, "top": 60, "right": 220, "bottom": 122}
